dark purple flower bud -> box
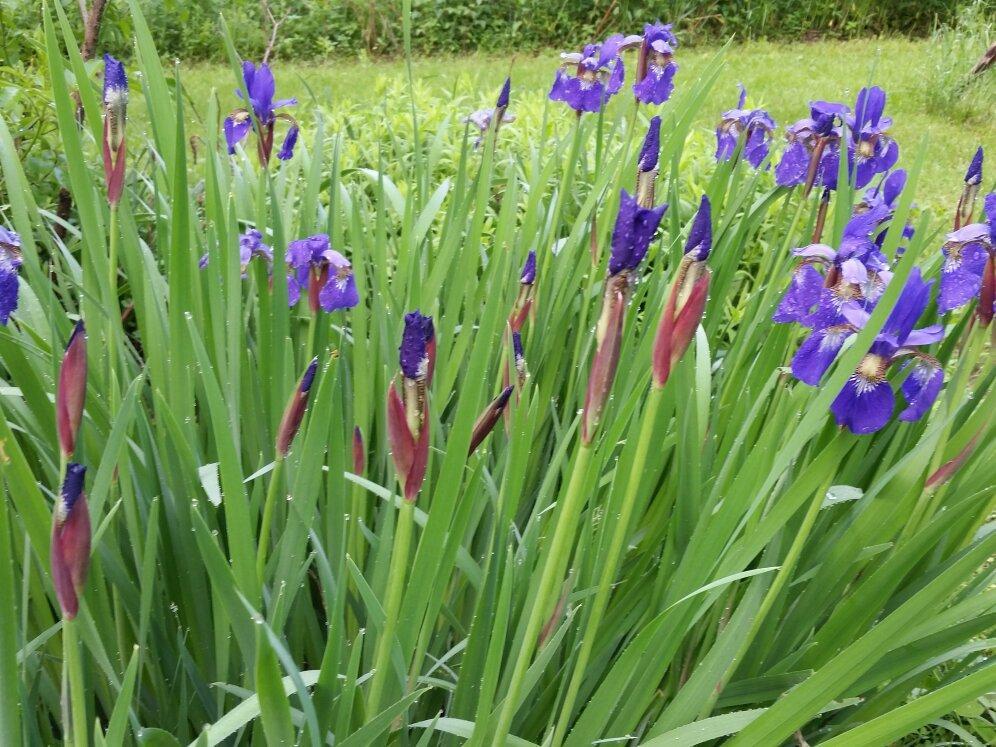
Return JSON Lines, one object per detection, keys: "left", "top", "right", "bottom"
{"left": 102, "top": 54, "right": 128, "bottom": 204}
{"left": 0, "top": 227, "right": 22, "bottom": 326}
{"left": 353, "top": 426, "right": 366, "bottom": 475}
{"left": 512, "top": 330, "right": 528, "bottom": 386}
{"left": 102, "top": 54, "right": 128, "bottom": 152}
{"left": 51, "top": 464, "right": 90, "bottom": 620}
{"left": 399, "top": 311, "right": 434, "bottom": 381}
{"left": 636, "top": 116, "right": 662, "bottom": 208}
{"left": 468, "top": 386, "right": 514, "bottom": 456}
{"left": 496, "top": 77, "right": 511, "bottom": 110}
{"left": 520, "top": 251, "right": 537, "bottom": 285}
{"left": 684, "top": 195, "right": 712, "bottom": 260}
{"left": 276, "top": 357, "right": 318, "bottom": 457}
{"left": 277, "top": 125, "right": 299, "bottom": 161}
{"left": 608, "top": 189, "right": 667, "bottom": 276}
{"left": 638, "top": 116, "right": 662, "bottom": 173}
{"left": 965, "top": 146, "right": 983, "bottom": 186}
{"left": 956, "top": 147, "right": 985, "bottom": 228}
{"left": 57, "top": 322, "right": 87, "bottom": 459}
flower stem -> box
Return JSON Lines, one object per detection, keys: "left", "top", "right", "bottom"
{"left": 256, "top": 456, "right": 285, "bottom": 582}
{"left": 63, "top": 617, "right": 87, "bottom": 747}
{"left": 107, "top": 205, "right": 119, "bottom": 397}
{"left": 552, "top": 386, "right": 663, "bottom": 744}
{"left": 492, "top": 442, "right": 593, "bottom": 744}
{"left": 366, "top": 498, "right": 415, "bottom": 716}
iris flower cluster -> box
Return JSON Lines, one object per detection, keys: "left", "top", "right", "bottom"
{"left": 200, "top": 230, "right": 359, "bottom": 314}
{"left": 774, "top": 184, "right": 950, "bottom": 434}
{"left": 548, "top": 21, "right": 679, "bottom": 113}
{"left": 715, "top": 85, "right": 776, "bottom": 169}
{"left": 776, "top": 86, "right": 899, "bottom": 193}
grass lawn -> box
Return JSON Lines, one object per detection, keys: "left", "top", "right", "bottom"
{"left": 177, "top": 37, "right": 994, "bottom": 208}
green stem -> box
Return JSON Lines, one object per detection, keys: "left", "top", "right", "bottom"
{"left": 107, "top": 206, "right": 119, "bottom": 397}
{"left": 492, "top": 443, "right": 594, "bottom": 744}
{"left": 63, "top": 617, "right": 87, "bottom": 747}
{"left": 552, "top": 386, "right": 663, "bottom": 744}
{"left": 306, "top": 312, "right": 318, "bottom": 360}
{"left": 256, "top": 457, "right": 285, "bottom": 582}
{"left": 367, "top": 498, "right": 415, "bottom": 715}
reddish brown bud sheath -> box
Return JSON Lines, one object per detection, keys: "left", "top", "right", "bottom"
{"left": 926, "top": 431, "right": 981, "bottom": 488}
{"left": 582, "top": 285, "right": 626, "bottom": 445}
{"left": 352, "top": 426, "right": 366, "bottom": 475}
{"left": 468, "top": 386, "right": 514, "bottom": 456}
{"left": 56, "top": 322, "right": 87, "bottom": 459}
{"left": 51, "top": 464, "right": 90, "bottom": 620}
{"left": 979, "top": 256, "right": 994, "bottom": 327}
{"left": 276, "top": 357, "right": 318, "bottom": 457}
{"left": 102, "top": 117, "right": 127, "bottom": 206}
{"left": 308, "top": 265, "right": 329, "bottom": 316}
{"left": 387, "top": 380, "right": 430, "bottom": 502}
{"left": 653, "top": 265, "right": 710, "bottom": 388}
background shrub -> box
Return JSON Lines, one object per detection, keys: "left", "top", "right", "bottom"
{"left": 3, "top": 0, "right": 994, "bottom": 62}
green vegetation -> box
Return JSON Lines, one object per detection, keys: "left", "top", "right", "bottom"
{"left": 172, "top": 38, "right": 993, "bottom": 208}
{"left": 0, "top": 2, "right": 994, "bottom": 745}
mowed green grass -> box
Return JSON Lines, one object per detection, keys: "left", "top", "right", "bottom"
{"left": 172, "top": 37, "right": 994, "bottom": 208}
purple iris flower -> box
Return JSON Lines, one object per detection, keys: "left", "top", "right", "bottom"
{"left": 775, "top": 101, "right": 850, "bottom": 189}
{"left": 223, "top": 61, "right": 298, "bottom": 164}
{"left": 715, "top": 85, "right": 776, "bottom": 168}
{"left": 938, "top": 192, "right": 995, "bottom": 317}
{"left": 844, "top": 86, "right": 899, "bottom": 189}
{"left": 684, "top": 196, "right": 712, "bottom": 260}
{"left": 287, "top": 234, "right": 360, "bottom": 312}
{"left": 0, "top": 226, "right": 22, "bottom": 325}
{"left": 857, "top": 169, "right": 907, "bottom": 214}
{"left": 774, "top": 207, "right": 893, "bottom": 329}
{"left": 549, "top": 34, "right": 641, "bottom": 114}
{"left": 198, "top": 228, "right": 273, "bottom": 272}
{"left": 399, "top": 311, "right": 434, "bottom": 381}
{"left": 608, "top": 189, "right": 667, "bottom": 276}
{"left": 633, "top": 22, "right": 678, "bottom": 105}
{"left": 825, "top": 269, "right": 944, "bottom": 433}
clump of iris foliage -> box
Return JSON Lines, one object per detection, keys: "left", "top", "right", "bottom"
{"left": 0, "top": 1, "right": 994, "bottom": 745}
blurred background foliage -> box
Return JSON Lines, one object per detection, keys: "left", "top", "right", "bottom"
{"left": 1, "top": 0, "right": 993, "bottom": 214}
{"left": 1, "top": 0, "right": 994, "bottom": 61}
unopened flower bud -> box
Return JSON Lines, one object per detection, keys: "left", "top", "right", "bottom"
{"left": 56, "top": 322, "right": 87, "bottom": 459}
{"left": 50, "top": 464, "right": 90, "bottom": 619}
{"left": 102, "top": 55, "right": 128, "bottom": 205}
{"left": 276, "top": 357, "right": 318, "bottom": 457}
{"left": 468, "top": 386, "right": 514, "bottom": 456}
